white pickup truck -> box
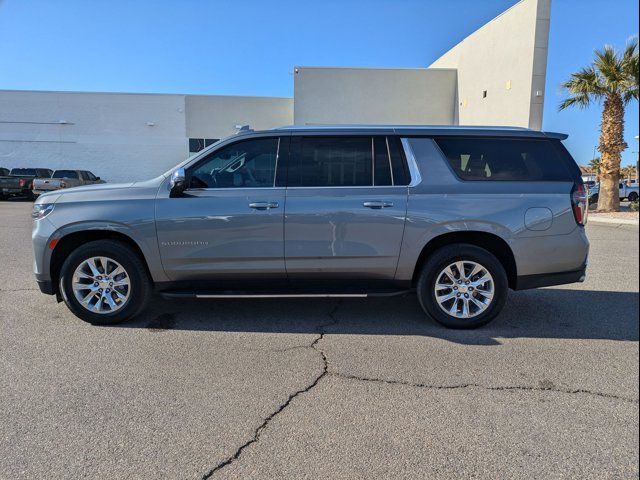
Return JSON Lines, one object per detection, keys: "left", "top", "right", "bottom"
{"left": 32, "top": 170, "right": 104, "bottom": 196}
{"left": 588, "top": 182, "right": 639, "bottom": 204}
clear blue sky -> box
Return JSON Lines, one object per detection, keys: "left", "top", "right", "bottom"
{"left": 0, "top": 0, "right": 638, "bottom": 166}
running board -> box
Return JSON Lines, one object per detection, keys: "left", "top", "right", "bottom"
{"left": 160, "top": 290, "right": 411, "bottom": 300}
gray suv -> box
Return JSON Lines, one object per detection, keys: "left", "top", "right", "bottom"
{"left": 32, "top": 126, "right": 589, "bottom": 328}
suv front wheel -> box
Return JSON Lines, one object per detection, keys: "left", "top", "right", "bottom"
{"left": 59, "top": 239, "right": 152, "bottom": 325}
{"left": 417, "top": 244, "right": 508, "bottom": 329}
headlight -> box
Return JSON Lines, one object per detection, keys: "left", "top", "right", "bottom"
{"left": 32, "top": 203, "right": 54, "bottom": 220}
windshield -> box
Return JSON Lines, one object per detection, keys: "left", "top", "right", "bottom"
{"left": 53, "top": 170, "right": 79, "bottom": 179}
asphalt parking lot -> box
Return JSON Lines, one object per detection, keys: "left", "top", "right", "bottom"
{"left": 1, "top": 199, "right": 638, "bottom": 479}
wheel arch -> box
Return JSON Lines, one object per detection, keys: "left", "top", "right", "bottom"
{"left": 412, "top": 231, "right": 518, "bottom": 289}
{"left": 49, "top": 229, "right": 152, "bottom": 295}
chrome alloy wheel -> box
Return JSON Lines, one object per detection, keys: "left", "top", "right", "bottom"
{"left": 434, "top": 260, "right": 494, "bottom": 319}
{"left": 72, "top": 257, "right": 131, "bottom": 314}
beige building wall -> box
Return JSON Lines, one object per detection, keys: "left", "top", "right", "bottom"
{"left": 293, "top": 67, "right": 457, "bottom": 125}
{"left": 185, "top": 95, "right": 293, "bottom": 139}
{"left": 429, "top": 0, "right": 551, "bottom": 130}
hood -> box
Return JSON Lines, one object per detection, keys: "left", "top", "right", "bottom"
{"left": 37, "top": 176, "right": 167, "bottom": 204}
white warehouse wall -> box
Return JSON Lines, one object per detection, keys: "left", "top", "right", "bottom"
{"left": 0, "top": 90, "right": 187, "bottom": 183}
{"left": 429, "top": 0, "right": 551, "bottom": 130}
{"left": 0, "top": 91, "right": 294, "bottom": 183}
{"left": 293, "top": 67, "right": 457, "bottom": 126}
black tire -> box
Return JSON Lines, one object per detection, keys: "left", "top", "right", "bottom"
{"left": 416, "top": 244, "right": 508, "bottom": 329}
{"left": 0, "top": 194, "right": 7, "bottom": 201}
{"left": 589, "top": 193, "right": 599, "bottom": 205}
{"left": 59, "top": 240, "right": 152, "bottom": 325}
{"left": 628, "top": 192, "right": 639, "bottom": 202}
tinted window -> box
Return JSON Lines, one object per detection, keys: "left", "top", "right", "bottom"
{"left": 388, "top": 137, "right": 409, "bottom": 186}
{"left": 85, "top": 171, "right": 97, "bottom": 181}
{"left": 189, "top": 138, "right": 220, "bottom": 155}
{"left": 289, "top": 137, "right": 372, "bottom": 187}
{"left": 11, "top": 168, "right": 37, "bottom": 176}
{"left": 53, "top": 170, "right": 79, "bottom": 179}
{"left": 373, "top": 137, "right": 392, "bottom": 186}
{"left": 189, "top": 137, "right": 279, "bottom": 188}
{"left": 435, "top": 137, "right": 572, "bottom": 181}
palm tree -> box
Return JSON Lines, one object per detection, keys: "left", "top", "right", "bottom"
{"left": 560, "top": 39, "right": 639, "bottom": 212}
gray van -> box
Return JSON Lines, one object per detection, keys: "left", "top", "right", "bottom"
{"left": 31, "top": 126, "right": 589, "bottom": 328}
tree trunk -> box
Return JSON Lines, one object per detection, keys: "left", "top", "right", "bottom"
{"left": 597, "top": 94, "right": 627, "bottom": 212}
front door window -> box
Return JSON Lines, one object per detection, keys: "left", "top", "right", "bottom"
{"left": 189, "top": 138, "right": 279, "bottom": 189}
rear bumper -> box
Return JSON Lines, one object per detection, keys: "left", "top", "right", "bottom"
{"left": 515, "top": 263, "right": 587, "bottom": 290}
{"left": 1, "top": 188, "right": 24, "bottom": 195}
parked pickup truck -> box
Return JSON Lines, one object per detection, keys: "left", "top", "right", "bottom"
{"left": 588, "top": 182, "right": 639, "bottom": 204}
{"left": 32, "top": 170, "right": 104, "bottom": 196}
{"left": 0, "top": 168, "right": 53, "bottom": 200}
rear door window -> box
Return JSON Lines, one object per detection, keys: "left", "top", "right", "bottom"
{"left": 288, "top": 136, "right": 410, "bottom": 187}
{"left": 434, "top": 137, "right": 573, "bottom": 181}
{"left": 289, "top": 137, "right": 373, "bottom": 187}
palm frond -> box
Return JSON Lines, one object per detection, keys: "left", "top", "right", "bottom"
{"left": 559, "top": 93, "right": 592, "bottom": 110}
{"left": 560, "top": 40, "right": 639, "bottom": 110}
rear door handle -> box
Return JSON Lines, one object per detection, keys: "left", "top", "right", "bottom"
{"left": 363, "top": 201, "right": 393, "bottom": 209}
{"left": 249, "top": 201, "right": 279, "bottom": 210}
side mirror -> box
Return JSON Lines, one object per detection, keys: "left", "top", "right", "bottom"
{"left": 169, "top": 168, "right": 187, "bottom": 198}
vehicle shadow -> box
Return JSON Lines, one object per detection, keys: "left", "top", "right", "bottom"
{"left": 112, "top": 288, "right": 639, "bottom": 345}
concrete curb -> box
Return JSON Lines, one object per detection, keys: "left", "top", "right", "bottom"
{"left": 588, "top": 216, "right": 639, "bottom": 226}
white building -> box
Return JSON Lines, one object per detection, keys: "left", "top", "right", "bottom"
{"left": 0, "top": 0, "right": 550, "bottom": 183}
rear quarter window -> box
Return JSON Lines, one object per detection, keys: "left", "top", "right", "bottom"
{"left": 434, "top": 137, "right": 573, "bottom": 182}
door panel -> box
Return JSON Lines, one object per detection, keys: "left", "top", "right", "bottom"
{"left": 284, "top": 187, "right": 408, "bottom": 280}
{"left": 155, "top": 188, "right": 285, "bottom": 281}
{"left": 155, "top": 136, "right": 286, "bottom": 284}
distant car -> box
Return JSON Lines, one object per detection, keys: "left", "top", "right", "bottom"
{"left": 588, "top": 182, "right": 639, "bottom": 204}
{"left": 32, "top": 170, "right": 105, "bottom": 197}
{"left": 0, "top": 168, "right": 53, "bottom": 200}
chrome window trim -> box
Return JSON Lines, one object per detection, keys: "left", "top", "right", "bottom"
{"left": 272, "top": 137, "right": 281, "bottom": 188}
{"left": 400, "top": 137, "right": 423, "bottom": 187}
{"left": 285, "top": 185, "right": 402, "bottom": 190}
{"left": 371, "top": 137, "right": 375, "bottom": 187}
{"left": 184, "top": 187, "right": 285, "bottom": 192}
{"left": 385, "top": 136, "right": 395, "bottom": 186}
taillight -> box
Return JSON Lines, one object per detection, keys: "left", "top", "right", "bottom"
{"left": 59, "top": 181, "right": 67, "bottom": 188}
{"left": 571, "top": 182, "right": 588, "bottom": 226}
{"left": 19, "top": 179, "right": 26, "bottom": 187}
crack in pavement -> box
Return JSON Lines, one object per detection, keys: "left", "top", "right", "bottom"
{"left": 201, "top": 301, "right": 342, "bottom": 479}
{"left": 201, "top": 300, "right": 636, "bottom": 478}
{"left": 329, "top": 372, "right": 639, "bottom": 404}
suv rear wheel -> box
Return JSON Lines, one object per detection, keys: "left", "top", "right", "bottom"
{"left": 417, "top": 244, "right": 508, "bottom": 329}
{"left": 59, "top": 240, "right": 152, "bottom": 325}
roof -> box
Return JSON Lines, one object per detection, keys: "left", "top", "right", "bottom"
{"left": 269, "top": 124, "right": 568, "bottom": 139}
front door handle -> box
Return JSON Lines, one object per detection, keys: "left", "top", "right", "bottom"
{"left": 363, "top": 201, "right": 393, "bottom": 209}
{"left": 249, "top": 201, "right": 279, "bottom": 210}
